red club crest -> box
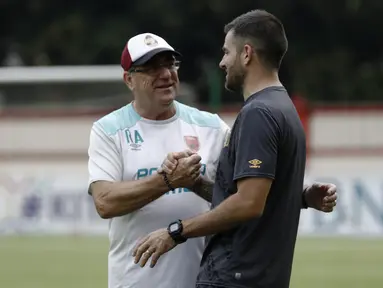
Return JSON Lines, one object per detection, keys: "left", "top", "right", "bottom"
{"left": 184, "top": 136, "right": 200, "bottom": 152}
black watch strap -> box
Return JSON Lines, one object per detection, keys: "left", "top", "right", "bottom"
{"left": 302, "top": 188, "right": 308, "bottom": 209}
{"left": 167, "top": 220, "right": 187, "bottom": 244}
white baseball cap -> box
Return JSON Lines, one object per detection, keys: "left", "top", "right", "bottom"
{"left": 121, "top": 33, "right": 181, "bottom": 71}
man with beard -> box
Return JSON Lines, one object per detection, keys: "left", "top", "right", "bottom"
{"left": 133, "top": 10, "right": 318, "bottom": 288}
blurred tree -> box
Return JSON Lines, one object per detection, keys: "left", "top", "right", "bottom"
{"left": 1, "top": 0, "right": 382, "bottom": 104}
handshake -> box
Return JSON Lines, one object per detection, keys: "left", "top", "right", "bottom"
{"left": 157, "top": 150, "right": 202, "bottom": 190}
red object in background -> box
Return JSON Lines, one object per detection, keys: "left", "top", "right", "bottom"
{"left": 292, "top": 95, "right": 311, "bottom": 160}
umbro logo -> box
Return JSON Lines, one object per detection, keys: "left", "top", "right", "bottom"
{"left": 125, "top": 129, "right": 144, "bottom": 151}
{"left": 248, "top": 159, "right": 262, "bottom": 168}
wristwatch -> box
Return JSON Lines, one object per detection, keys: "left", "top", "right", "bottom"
{"left": 167, "top": 220, "right": 187, "bottom": 244}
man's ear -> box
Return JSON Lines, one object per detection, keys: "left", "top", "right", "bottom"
{"left": 243, "top": 44, "right": 256, "bottom": 66}
{"left": 123, "top": 71, "right": 134, "bottom": 90}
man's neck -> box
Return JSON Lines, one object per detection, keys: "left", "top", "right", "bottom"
{"left": 133, "top": 100, "right": 176, "bottom": 120}
{"left": 242, "top": 70, "right": 282, "bottom": 101}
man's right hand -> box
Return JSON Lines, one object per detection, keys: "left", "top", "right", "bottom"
{"left": 161, "top": 152, "right": 201, "bottom": 189}
{"left": 158, "top": 150, "right": 195, "bottom": 175}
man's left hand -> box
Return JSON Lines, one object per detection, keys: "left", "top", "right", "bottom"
{"left": 305, "top": 182, "right": 337, "bottom": 213}
{"left": 133, "top": 229, "right": 177, "bottom": 268}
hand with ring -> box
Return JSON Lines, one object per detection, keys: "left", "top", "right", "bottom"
{"left": 133, "top": 228, "right": 177, "bottom": 268}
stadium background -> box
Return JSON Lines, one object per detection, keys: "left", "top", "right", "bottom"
{"left": 1, "top": 1, "right": 383, "bottom": 287}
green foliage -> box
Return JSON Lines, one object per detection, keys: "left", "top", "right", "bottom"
{"left": 1, "top": 0, "right": 382, "bottom": 103}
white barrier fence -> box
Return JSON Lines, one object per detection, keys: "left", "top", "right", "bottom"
{"left": 0, "top": 174, "right": 105, "bottom": 235}
{"left": 300, "top": 176, "right": 383, "bottom": 236}
{"left": 0, "top": 173, "right": 382, "bottom": 236}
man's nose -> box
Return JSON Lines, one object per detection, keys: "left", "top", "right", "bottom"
{"left": 158, "top": 66, "right": 172, "bottom": 78}
{"left": 219, "top": 60, "right": 225, "bottom": 70}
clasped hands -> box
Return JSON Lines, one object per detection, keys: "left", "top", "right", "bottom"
{"left": 157, "top": 149, "right": 202, "bottom": 189}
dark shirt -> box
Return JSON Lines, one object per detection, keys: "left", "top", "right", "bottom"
{"left": 196, "top": 86, "right": 307, "bottom": 288}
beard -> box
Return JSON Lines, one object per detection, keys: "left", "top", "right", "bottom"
{"left": 225, "top": 64, "right": 246, "bottom": 93}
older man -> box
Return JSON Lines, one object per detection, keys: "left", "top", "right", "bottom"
{"left": 88, "top": 32, "right": 337, "bottom": 288}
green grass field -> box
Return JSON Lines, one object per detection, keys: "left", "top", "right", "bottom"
{"left": 0, "top": 236, "right": 382, "bottom": 288}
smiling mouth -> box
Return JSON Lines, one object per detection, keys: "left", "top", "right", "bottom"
{"left": 155, "top": 84, "right": 173, "bottom": 89}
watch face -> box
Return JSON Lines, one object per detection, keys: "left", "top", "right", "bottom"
{"left": 169, "top": 223, "right": 179, "bottom": 232}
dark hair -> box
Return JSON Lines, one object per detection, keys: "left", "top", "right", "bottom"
{"left": 224, "top": 10, "right": 288, "bottom": 69}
